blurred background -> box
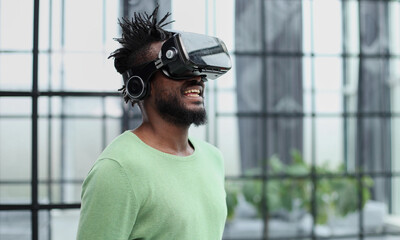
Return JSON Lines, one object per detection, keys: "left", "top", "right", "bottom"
{"left": 1, "top": 0, "right": 400, "bottom": 239}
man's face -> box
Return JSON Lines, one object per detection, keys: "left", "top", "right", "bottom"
{"left": 150, "top": 71, "right": 207, "bottom": 127}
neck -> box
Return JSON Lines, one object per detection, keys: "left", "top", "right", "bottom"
{"left": 133, "top": 109, "right": 194, "bottom": 157}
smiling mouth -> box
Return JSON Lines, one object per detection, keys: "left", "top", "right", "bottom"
{"left": 183, "top": 89, "right": 202, "bottom": 97}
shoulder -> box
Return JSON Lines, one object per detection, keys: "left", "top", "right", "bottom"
{"left": 90, "top": 131, "right": 156, "bottom": 184}
{"left": 81, "top": 157, "right": 135, "bottom": 203}
{"left": 190, "top": 137, "right": 223, "bottom": 160}
{"left": 190, "top": 138, "right": 225, "bottom": 177}
{"left": 97, "top": 131, "right": 141, "bottom": 164}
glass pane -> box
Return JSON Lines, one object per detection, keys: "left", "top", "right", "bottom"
{"left": 356, "top": 117, "right": 391, "bottom": 173}
{"left": 344, "top": 0, "right": 360, "bottom": 55}
{"left": 126, "top": 105, "right": 144, "bottom": 131}
{"left": 38, "top": 0, "right": 119, "bottom": 51}
{"left": 38, "top": 54, "right": 50, "bottom": 91}
{"left": 389, "top": 1, "right": 400, "bottom": 55}
{"left": 38, "top": 0, "right": 50, "bottom": 51}
{"left": 38, "top": 117, "right": 61, "bottom": 182}
{"left": 315, "top": 117, "right": 344, "bottom": 172}
{"left": 234, "top": 117, "right": 264, "bottom": 174}
{"left": 266, "top": 116, "right": 304, "bottom": 171}
{"left": 234, "top": 0, "right": 263, "bottom": 51}
{"left": 38, "top": 117, "right": 52, "bottom": 182}
{"left": 303, "top": 57, "right": 312, "bottom": 92}
{"left": 302, "top": 0, "right": 312, "bottom": 54}
{"left": 365, "top": 236, "right": 400, "bottom": 240}
{"left": 343, "top": 57, "right": 359, "bottom": 113}
{"left": 315, "top": 91, "right": 342, "bottom": 113}
{"left": 344, "top": 116, "right": 357, "bottom": 173}
{"left": 362, "top": 176, "right": 389, "bottom": 235}
{"left": 0, "top": 97, "right": 31, "bottom": 116}
{"left": 215, "top": 0, "right": 235, "bottom": 52}
{"left": 171, "top": 0, "right": 207, "bottom": 34}
{"left": 217, "top": 116, "right": 240, "bottom": 177}
{"left": 0, "top": 184, "right": 30, "bottom": 204}
{"left": 229, "top": 178, "right": 312, "bottom": 239}
{"left": 313, "top": 0, "right": 343, "bottom": 54}
{"left": 65, "top": 119, "right": 104, "bottom": 174}
{"left": 267, "top": 179, "right": 312, "bottom": 238}
{"left": 223, "top": 179, "right": 263, "bottom": 239}
{"left": 315, "top": 177, "right": 359, "bottom": 237}
{"left": 40, "top": 0, "right": 63, "bottom": 51}
{"left": 265, "top": 56, "right": 303, "bottom": 114}
{"left": 60, "top": 52, "right": 118, "bottom": 92}
{"left": 393, "top": 118, "right": 400, "bottom": 173}
{"left": 0, "top": 53, "right": 32, "bottom": 91}
{"left": 346, "top": 116, "right": 393, "bottom": 175}
{"left": 265, "top": 0, "right": 303, "bottom": 53}
{"left": 0, "top": 118, "right": 31, "bottom": 181}
{"left": 64, "top": 0, "right": 103, "bottom": 51}
{"left": 0, "top": 211, "right": 31, "bottom": 240}
{"left": 39, "top": 96, "right": 123, "bottom": 118}
{"left": 38, "top": 97, "right": 49, "bottom": 117}
{"left": 39, "top": 209, "right": 80, "bottom": 240}
{"left": 217, "top": 90, "right": 237, "bottom": 114}
{"left": 38, "top": 97, "right": 63, "bottom": 116}
{"left": 392, "top": 177, "right": 400, "bottom": 216}
{"left": 39, "top": 183, "right": 82, "bottom": 204}
{"left": 105, "top": 118, "right": 122, "bottom": 145}
{"left": 62, "top": 97, "right": 104, "bottom": 117}
{"left": 314, "top": 57, "right": 343, "bottom": 91}
{"left": 188, "top": 123, "right": 207, "bottom": 141}
{"left": 302, "top": 117, "right": 313, "bottom": 166}
{"left": 105, "top": 97, "right": 123, "bottom": 118}
{"left": 358, "top": 59, "right": 391, "bottom": 114}
{"left": 303, "top": 91, "right": 312, "bottom": 114}
{"left": 224, "top": 179, "right": 241, "bottom": 225}
{"left": 39, "top": 52, "right": 120, "bottom": 91}
{"left": 0, "top": 0, "right": 33, "bottom": 50}
{"left": 104, "top": 0, "right": 121, "bottom": 52}
{"left": 235, "top": 55, "right": 263, "bottom": 113}
{"left": 391, "top": 59, "right": 400, "bottom": 115}
{"left": 38, "top": 117, "right": 103, "bottom": 204}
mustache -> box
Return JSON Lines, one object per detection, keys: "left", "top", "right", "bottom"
{"left": 184, "top": 79, "right": 204, "bottom": 88}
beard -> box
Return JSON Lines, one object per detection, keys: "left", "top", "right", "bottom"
{"left": 155, "top": 91, "right": 207, "bottom": 127}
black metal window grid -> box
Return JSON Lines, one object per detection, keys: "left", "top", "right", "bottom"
{"left": 221, "top": 0, "right": 400, "bottom": 240}
{"left": 0, "top": 0, "right": 123, "bottom": 239}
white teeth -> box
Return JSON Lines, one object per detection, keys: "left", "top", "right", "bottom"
{"left": 184, "top": 89, "right": 201, "bottom": 94}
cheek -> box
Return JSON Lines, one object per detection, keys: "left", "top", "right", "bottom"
{"left": 151, "top": 80, "right": 182, "bottom": 97}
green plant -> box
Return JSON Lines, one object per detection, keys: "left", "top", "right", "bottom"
{"left": 225, "top": 182, "right": 239, "bottom": 220}
{"left": 241, "top": 150, "right": 374, "bottom": 224}
{"left": 315, "top": 163, "right": 374, "bottom": 224}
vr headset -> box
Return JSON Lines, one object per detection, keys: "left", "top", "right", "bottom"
{"left": 122, "top": 31, "right": 232, "bottom": 101}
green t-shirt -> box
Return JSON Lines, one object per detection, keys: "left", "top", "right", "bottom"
{"left": 77, "top": 131, "right": 227, "bottom": 240}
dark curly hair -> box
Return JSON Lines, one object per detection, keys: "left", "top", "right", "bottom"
{"left": 108, "top": 5, "right": 173, "bottom": 105}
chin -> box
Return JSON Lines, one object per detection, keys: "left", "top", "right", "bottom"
{"left": 185, "top": 103, "right": 204, "bottom": 112}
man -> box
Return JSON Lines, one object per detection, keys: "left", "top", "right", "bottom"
{"left": 77, "top": 6, "right": 231, "bottom": 240}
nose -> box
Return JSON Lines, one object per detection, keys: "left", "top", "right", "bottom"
{"left": 192, "top": 76, "right": 207, "bottom": 83}
{"left": 188, "top": 76, "right": 206, "bottom": 85}
{"left": 191, "top": 76, "right": 202, "bottom": 82}
{"left": 185, "top": 76, "right": 204, "bottom": 83}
